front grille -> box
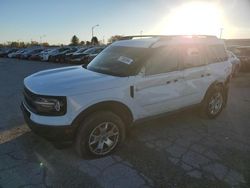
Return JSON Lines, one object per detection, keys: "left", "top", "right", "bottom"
{"left": 23, "top": 87, "right": 38, "bottom": 114}
{"left": 23, "top": 86, "right": 67, "bottom": 116}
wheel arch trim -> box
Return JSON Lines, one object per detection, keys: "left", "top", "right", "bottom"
{"left": 71, "top": 100, "right": 134, "bottom": 132}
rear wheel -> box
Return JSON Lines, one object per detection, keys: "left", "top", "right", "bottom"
{"left": 75, "top": 111, "right": 126, "bottom": 158}
{"left": 200, "top": 85, "right": 225, "bottom": 119}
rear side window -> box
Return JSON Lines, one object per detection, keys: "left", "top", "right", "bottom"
{"left": 207, "top": 45, "right": 228, "bottom": 63}
{"left": 181, "top": 45, "right": 205, "bottom": 69}
{"left": 145, "top": 46, "right": 179, "bottom": 75}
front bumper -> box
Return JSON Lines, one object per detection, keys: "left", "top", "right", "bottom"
{"left": 21, "top": 103, "right": 76, "bottom": 142}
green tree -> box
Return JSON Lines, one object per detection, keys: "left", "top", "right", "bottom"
{"left": 108, "top": 35, "right": 124, "bottom": 43}
{"left": 91, "top": 36, "right": 99, "bottom": 45}
{"left": 30, "top": 41, "right": 39, "bottom": 46}
{"left": 71, "top": 35, "right": 79, "bottom": 46}
{"left": 10, "top": 42, "right": 19, "bottom": 48}
{"left": 41, "top": 42, "right": 50, "bottom": 47}
{"left": 19, "top": 42, "right": 26, "bottom": 48}
{"left": 80, "top": 41, "right": 85, "bottom": 45}
{"left": 86, "top": 41, "right": 91, "bottom": 46}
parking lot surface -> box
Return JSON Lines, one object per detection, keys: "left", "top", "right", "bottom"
{"left": 0, "top": 58, "right": 250, "bottom": 188}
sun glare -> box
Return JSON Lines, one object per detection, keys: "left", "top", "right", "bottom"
{"left": 154, "top": 2, "right": 225, "bottom": 37}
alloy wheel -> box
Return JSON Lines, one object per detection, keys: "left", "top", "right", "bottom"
{"left": 88, "top": 122, "right": 119, "bottom": 155}
{"left": 208, "top": 92, "right": 223, "bottom": 115}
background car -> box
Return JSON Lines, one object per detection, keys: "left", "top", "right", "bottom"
{"left": 235, "top": 46, "right": 250, "bottom": 71}
{"left": 28, "top": 49, "right": 45, "bottom": 61}
{"left": 48, "top": 47, "right": 71, "bottom": 62}
{"left": 54, "top": 47, "right": 79, "bottom": 63}
{"left": 63, "top": 47, "right": 89, "bottom": 63}
{"left": 8, "top": 48, "right": 24, "bottom": 58}
{"left": 227, "top": 50, "right": 241, "bottom": 76}
{"left": 68, "top": 46, "right": 105, "bottom": 64}
{"left": 20, "top": 48, "right": 43, "bottom": 59}
{"left": 13, "top": 49, "right": 27, "bottom": 59}
{"left": 86, "top": 47, "right": 106, "bottom": 62}
{"left": 227, "top": 46, "right": 250, "bottom": 71}
{"left": 39, "top": 48, "right": 58, "bottom": 61}
{"left": 0, "top": 48, "right": 18, "bottom": 57}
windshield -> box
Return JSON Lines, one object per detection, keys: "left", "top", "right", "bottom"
{"left": 76, "top": 48, "right": 87, "bottom": 53}
{"left": 87, "top": 45, "right": 150, "bottom": 77}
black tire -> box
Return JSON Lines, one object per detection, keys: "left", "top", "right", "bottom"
{"left": 200, "top": 85, "right": 225, "bottom": 119}
{"left": 75, "top": 111, "right": 126, "bottom": 158}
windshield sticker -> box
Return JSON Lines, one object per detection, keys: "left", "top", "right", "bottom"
{"left": 118, "top": 56, "right": 134, "bottom": 65}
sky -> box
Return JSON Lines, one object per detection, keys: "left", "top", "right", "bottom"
{"left": 0, "top": 0, "right": 250, "bottom": 45}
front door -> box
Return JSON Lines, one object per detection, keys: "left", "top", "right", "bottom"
{"left": 133, "top": 45, "right": 185, "bottom": 116}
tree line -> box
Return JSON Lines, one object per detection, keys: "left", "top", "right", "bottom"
{"left": 70, "top": 35, "right": 125, "bottom": 45}
{"left": 70, "top": 35, "right": 99, "bottom": 46}
{"left": 0, "top": 35, "right": 125, "bottom": 48}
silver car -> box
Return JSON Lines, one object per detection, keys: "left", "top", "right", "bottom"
{"left": 227, "top": 50, "right": 241, "bottom": 76}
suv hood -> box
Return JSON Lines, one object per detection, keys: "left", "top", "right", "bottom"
{"left": 24, "top": 66, "right": 127, "bottom": 96}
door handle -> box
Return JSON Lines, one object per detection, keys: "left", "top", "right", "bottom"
{"left": 166, "top": 79, "right": 178, "bottom": 85}
{"left": 130, "top": 86, "right": 134, "bottom": 98}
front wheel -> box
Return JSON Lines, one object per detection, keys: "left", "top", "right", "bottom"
{"left": 200, "top": 86, "right": 225, "bottom": 119}
{"left": 75, "top": 111, "right": 126, "bottom": 158}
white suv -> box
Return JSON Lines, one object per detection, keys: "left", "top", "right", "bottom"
{"left": 21, "top": 35, "right": 232, "bottom": 157}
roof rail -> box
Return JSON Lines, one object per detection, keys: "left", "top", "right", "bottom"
{"left": 189, "top": 35, "right": 218, "bottom": 39}
{"left": 120, "top": 35, "right": 217, "bottom": 40}
{"left": 120, "top": 35, "right": 169, "bottom": 40}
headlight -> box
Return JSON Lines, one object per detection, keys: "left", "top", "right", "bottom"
{"left": 33, "top": 96, "right": 66, "bottom": 116}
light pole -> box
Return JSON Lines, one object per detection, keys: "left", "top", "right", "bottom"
{"left": 91, "top": 24, "right": 99, "bottom": 38}
{"left": 103, "top": 35, "right": 105, "bottom": 44}
{"left": 219, "top": 28, "right": 223, "bottom": 39}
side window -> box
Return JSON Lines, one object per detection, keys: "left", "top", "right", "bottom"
{"left": 145, "top": 47, "right": 179, "bottom": 75}
{"left": 182, "top": 46, "right": 205, "bottom": 69}
{"left": 207, "top": 45, "right": 228, "bottom": 63}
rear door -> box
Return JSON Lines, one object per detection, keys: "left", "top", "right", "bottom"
{"left": 206, "top": 45, "right": 232, "bottom": 82}
{"left": 179, "top": 45, "right": 211, "bottom": 106}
